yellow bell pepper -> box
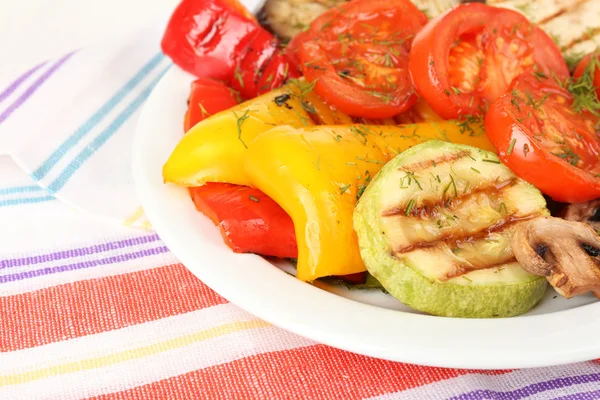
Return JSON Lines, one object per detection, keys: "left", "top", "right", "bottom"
{"left": 163, "top": 85, "right": 315, "bottom": 187}
{"left": 243, "top": 122, "right": 494, "bottom": 281}
{"left": 163, "top": 79, "right": 394, "bottom": 187}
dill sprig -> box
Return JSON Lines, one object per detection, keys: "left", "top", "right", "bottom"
{"left": 568, "top": 50, "right": 600, "bottom": 117}
{"left": 232, "top": 110, "right": 250, "bottom": 148}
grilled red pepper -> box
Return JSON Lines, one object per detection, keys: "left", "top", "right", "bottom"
{"left": 184, "top": 78, "right": 240, "bottom": 132}
{"left": 183, "top": 77, "right": 298, "bottom": 258}
{"left": 190, "top": 183, "right": 298, "bottom": 258}
{"left": 162, "top": 0, "right": 296, "bottom": 99}
{"left": 179, "top": 40, "right": 362, "bottom": 282}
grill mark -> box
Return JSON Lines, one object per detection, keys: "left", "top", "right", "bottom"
{"left": 538, "top": 7, "right": 569, "bottom": 25}
{"left": 563, "top": 26, "right": 600, "bottom": 51}
{"left": 382, "top": 179, "right": 516, "bottom": 217}
{"left": 536, "top": 0, "right": 590, "bottom": 25}
{"left": 441, "top": 257, "right": 518, "bottom": 281}
{"left": 399, "top": 150, "right": 471, "bottom": 173}
{"left": 393, "top": 212, "right": 542, "bottom": 254}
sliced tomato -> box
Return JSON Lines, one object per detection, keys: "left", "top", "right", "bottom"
{"left": 409, "top": 3, "right": 569, "bottom": 120}
{"left": 573, "top": 52, "right": 600, "bottom": 102}
{"left": 485, "top": 73, "right": 600, "bottom": 203}
{"left": 286, "top": 30, "right": 313, "bottom": 72}
{"left": 296, "top": 0, "right": 427, "bottom": 119}
{"left": 184, "top": 78, "right": 240, "bottom": 132}
{"left": 190, "top": 184, "right": 298, "bottom": 258}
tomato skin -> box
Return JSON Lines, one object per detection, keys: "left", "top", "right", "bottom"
{"left": 409, "top": 3, "right": 569, "bottom": 120}
{"left": 286, "top": 30, "right": 313, "bottom": 72}
{"left": 485, "top": 75, "right": 600, "bottom": 203}
{"left": 297, "top": 0, "right": 427, "bottom": 119}
{"left": 184, "top": 78, "right": 240, "bottom": 132}
{"left": 190, "top": 184, "right": 298, "bottom": 258}
{"left": 300, "top": 42, "right": 418, "bottom": 119}
{"left": 573, "top": 53, "right": 600, "bottom": 100}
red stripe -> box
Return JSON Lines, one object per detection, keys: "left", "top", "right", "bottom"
{"left": 0, "top": 264, "right": 226, "bottom": 351}
{"left": 92, "top": 345, "right": 510, "bottom": 400}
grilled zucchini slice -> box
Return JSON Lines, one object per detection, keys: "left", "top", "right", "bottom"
{"left": 353, "top": 141, "right": 548, "bottom": 318}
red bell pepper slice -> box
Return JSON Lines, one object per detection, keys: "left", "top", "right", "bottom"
{"left": 190, "top": 183, "right": 298, "bottom": 258}
{"left": 183, "top": 78, "right": 299, "bottom": 258}
{"left": 184, "top": 78, "right": 240, "bottom": 132}
{"left": 179, "top": 48, "right": 365, "bottom": 283}
{"left": 161, "top": 0, "right": 296, "bottom": 99}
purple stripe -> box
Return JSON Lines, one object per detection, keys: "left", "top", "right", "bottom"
{"left": 0, "top": 246, "right": 169, "bottom": 283}
{"left": 451, "top": 373, "right": 600, "bottom": 400}
{"left": 553, "top": 389, "right": 600, "bottom": 400}
{"left": 0, "top": 233, "right": 160, "bottom": 270}
{"left": 0, "top": 61, "right": 47, "bottom": 104}
{"left": 0, "top": 52, "right": 75, "bottom": 125}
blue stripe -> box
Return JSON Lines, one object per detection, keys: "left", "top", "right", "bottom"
{"left": 0, "top": 185, "right": 44, "bottom": 195}
{"left": 0, "top": 195, "right": 55, "bottom": 207}
{"left": 47, "top": 64, "right": 172, "bottom": 193}
{"left": 32, "top": 52, "right": 165, "bottom": 181}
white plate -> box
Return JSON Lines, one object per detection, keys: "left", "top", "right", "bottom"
{"left": 133, "top": 65, "right": 600, "bottom": 370}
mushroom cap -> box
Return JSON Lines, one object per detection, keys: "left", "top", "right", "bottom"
{"left": 511, "top": 216, "right": 600, "bottom": 298}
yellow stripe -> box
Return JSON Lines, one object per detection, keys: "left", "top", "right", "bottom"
{"left": 123, "top": 206, "right": 144, "bottom": 227}
{"left": 0, "top": 319, "right": 270, "bottom": 387}
{"left": 140, "top": 218, "right": 153, "bottom": 230}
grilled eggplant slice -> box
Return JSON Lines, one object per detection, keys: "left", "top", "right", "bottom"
{"left": 353, "top": 141, "right": 548, "bottom": 318}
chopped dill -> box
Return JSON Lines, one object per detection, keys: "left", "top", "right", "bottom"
{"left": 232, "top": 110, "right": 250, "bottom": 148}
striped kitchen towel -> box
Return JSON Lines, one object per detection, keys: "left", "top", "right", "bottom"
{"left": 1, "top": 1, "right": 600, "bottom": 398}
{"left": 1, "top": 156, "right": 600, "bottom": 399}
{"left": 0, "top": 19, "right": 169, "bottom": 228}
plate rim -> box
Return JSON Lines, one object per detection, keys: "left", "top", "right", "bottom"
{"left": 132, "top": 65, "right": 600, "bottom": 370}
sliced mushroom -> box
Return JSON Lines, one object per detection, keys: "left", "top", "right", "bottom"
{"left": 511, "top": 216, "right": 600, "bottom": 299}
{"left": 560, "top": 199, "right": 600, "bottom": 231}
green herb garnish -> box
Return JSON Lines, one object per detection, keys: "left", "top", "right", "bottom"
{"left": 405, "top": 199, "right": 416, "bottom": 216}
{"left": 232, "top": 110, "right": 250, "bottom": 148}
{"left": 507, "top": 139, "right": 516, "bottom": 155}
{"left": 339, "top": 184, "right": 351, "bottom": 194}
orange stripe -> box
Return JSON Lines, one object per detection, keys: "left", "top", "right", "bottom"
{"left": 0, "top": 264, "right": 227, "bottom": 352}
{"left": 91, "top": 345, "right": 511, "bottom": 400}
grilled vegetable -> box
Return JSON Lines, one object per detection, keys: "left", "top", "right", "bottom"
{"left": 294, "top": 0, "right": 428, "bottom": 119}
{"left": 485, "top": 72, "right": 600, "bottom": 203}
{"left": 243, "top": 123, "right": 494, "bottom": 282}
{"left": 409, "top": 3, "right": 569, "bottom": 120}
{"left": 163, "top": 78, "right": 409, "bottom": 187}
{"left": 163, "top": 84, "right": 316, "bottom": 187}
{"left": 161, "top": 0, "right": 296, "bottom": 99}
{"left": 261, "top": 0, "right": 461, "bottom": 41}
{"left": 262, "top": 0, "right": 348, "bottom": 41}
{"left": 354, "top": 141, "right": 549, "bottom": 317}
{"left": 184, "top": 78, "right": 241, "bottom": 132}
{"left": 190, "top": 183, "right": 298, "bottom": 258}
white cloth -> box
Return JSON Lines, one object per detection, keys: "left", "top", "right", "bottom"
{"left": 0, "top": 20, "right": 170, "bottom": 228}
